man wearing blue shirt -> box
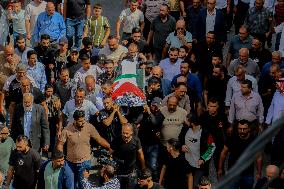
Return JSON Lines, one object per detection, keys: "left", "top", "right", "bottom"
{"left": 33, "top": 2, "right": 66, "bottom": 44}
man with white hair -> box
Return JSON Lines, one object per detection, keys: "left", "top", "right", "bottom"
{"left": 254, "top": 165, "right": 279, "bottom": 189}
{"left": 11, "top": 93, "right": 50, "bottom": 152}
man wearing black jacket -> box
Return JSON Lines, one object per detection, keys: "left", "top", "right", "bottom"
{"left": 138, "top": 97, "right": 164, "bottom": 182}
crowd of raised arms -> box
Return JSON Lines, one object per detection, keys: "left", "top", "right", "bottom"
{"left": 0, "top": 0, "right": 284, "bottom": 188}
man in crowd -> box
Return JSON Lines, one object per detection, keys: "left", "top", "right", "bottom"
{"left": 14, "top": 35, "right": 33, "bottom": 64}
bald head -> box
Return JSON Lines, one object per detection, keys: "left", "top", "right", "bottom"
{"left": 266, "top": 165, "right": 279, "bottom": 180}
{"left": 167, "top": 96, "right": 178, "bottom": 113}
{"left": 151, "top": 66, "right": 163, "bottom": 78}
{"left": 4, "top": 45, "right": 14, "bottom": 61}
{"left": 239, "top": 48, "right": 249, "bottom": 63}
{"left": 176, "top": 20, "right": 186, "bottom": 30}
{"left": 46, "top": 2, "right": 55, "bottom": 16}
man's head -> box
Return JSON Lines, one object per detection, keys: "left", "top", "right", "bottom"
{"left": 179, "top": 46, "right": 189, "bottom": 59}
{"left": 192, "top": 0, "right": 201, "bottom": 8}
{"left": 85, "top": 75, "right": 96, "bottom": 92}
{"left": 15, "top": 34, "right": 26, "bottom": 52}
{"left": 167, "top": 96, "right": 178, "bottom": 113}
{"left": 237, "top": 120, "right": 250, "bottom": 139}
{"left": 23, "top": 93, "right": 34, "bottom": 111}
{"left": 198, "top": 176, "right": 212, "bottom": 189}
{"left": 212, "top": 64, "right": 224, "bottom": 78}
{"left": 40, "top": 34, "right": 50, "bottom": 50}
{"left": 255, "top": 0, "right": 264, "bottom": 10}
{"left": 137, "top": 169, "right": 153, "bottom": 187}
{"left": 4, "top": 45, "right": 14, "bottom": 63}
{"left": 45, "top": 84, "right": 54, "bottom": 97}
{"left": 122, "top": 123, "right": 133, "bottom": 143}
{"left": 269, "top": 64, "right": 280, "bottom": 78}
{"left": 80, "top": 54, "right": 91, "bottom": 71}
{"left": 51, "top": 150, "right": 65, "bottom": 169}
{"left": 212, "top": 53, "right": 222, "bottom": 66}
{"left": 177, "top": 75, "right": 187, "bottom": 84}
{"left": 75, "top": 88, "right": 86, "bottom": 105}
{"left": 207, "top": 98, "right": 219, "bottom": 116}
{"left": 108, "top": 36, "right": 119, "bottom": 52}
{"left": 206, "top": 31, "right": 215, "bottom": 45}
{"left": 82, "top": 37, "right": 93, "bottom": 50}
{"left": 12, "top": 0, "right": 21, "bottom": 12}
{"left": 59, "top": 68, "right": 70, "bottom": 83}
{"left": 27, "top": 50, "right": 37, "bottom": 67}
{"left": 169, "top": 47, "right": 179, "bottom": 63}
{"left": 159, "top": 4, "right": 169, "bottom": 19}
{"left": 180, "top": 61, "right": 190, "bottom": 75}
{"left": 251, "top": 38, "right": 262, "bottom": 51}
{"left": 93, "top": 4, "right": 102, "bottom": 17}
{"left": 46, "top": 2, "right": 55, "bottom": 16}
{"left": 235, "top": 65, "right": 246, "bottom": 81}
{"left": 16, "top": 63, "right": 27, "bottom": 80}
{"left": 101, "top": 81, "right": 113, "bottom": 95}
{"left": 59, "top": 37, "right": 68, "bottom": 51}
{"left": 101, "top": 165, "right": 115, "bottom": 182}
{"left": 166, "top": 138, "right": 181, "bottom": 153}
{"left": 104, "top": 60, "right": 114, "bottom": 76}
{"left": 151, "top": 66, "right": 163, "bottom": 78}
{"left": 130, "top": 0, "right": 139, "bottom": 12}
{"left": 176, "top": 19, "right": 186, "bottom": 33}
{"left": 73, "top": 110, "right": 86, "bottom": 129}
{"left": 132, "top": 27, "right": 142, "bottom": 43}
{"left": 240, "top": 79, "right": 252, "bottom": 96}
{"left": 70, "top": 47, "right": 79, "bottom": 62}
{"left": 150, "top": 97, "right": 162, "bottom": 112}
{"left": 103, "top": 96, "right": 113, "bottom": 111}
{"left": 239, "top": 48, "right": 249, "bottom": 63}
{"left": 174, "top": 83, "right": 187, "bottom": 99}
{"left": 128, "top": 43, "right": 139, "bottom": 58}
{"left": 0, "top": 126, "right": 9, "bottom": 142}
{"left": 207, "top": 0, "right": 216, "bottom": 11}
{"left": 20, "top": 77, "right": 31, "bottom": 93}
{"left": 266, "top": 165, "right": 279, "bottom": 181}
{"left": 239, "top": 25, "right": 249, "bottom": 41}
{"left": 271, "top": 51, "right": 282, "bottom": 64}
{"left": 148, "top": 76, "right": 161, "bottom": 91}
{"left": 15, "top": 135, "right": 30, "bottom": 152}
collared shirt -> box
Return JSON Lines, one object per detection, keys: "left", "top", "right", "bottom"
{"left": 27, "top": 62, "right": 47, "bottom": 92}
{"left": 12, "top": 9, "right": 26, "bottom": 34}
{"left": 159, "top": 58, "right": 183, "bottom": 81}
{"left": 74, "top": 65, "right": 103, "bottom": 87}
{"left": 228, "top": 91, "right": 264, "bottom": 123}
{"left": 265, "top": 90, "right": 284, "bottom": 124}
{"left": 228, "top": 35, "right": 253, "bottom": 59}
{"left": 44, "top": 161, "right": 61, "bottom": 189}
{"left": 63, "top": 99, "right": 98, "bottom": 123}
{"left": 166, "top": 31, "right": 193, "bottom": 49}
{"left": 98, "top": 45, "right": 128, "bottom": 63}
{"left": 119, "top": 8, "right": 144, "bottom": 33}
{"left": 225, "top": 74, "right": 258, "bottom": 106}
{"left": 228, "top": 58, "right": 261, "bottom": 80}
{"left": 3, "top": 74, "right": 38, "bottom": 92}
{"left": 24, "top": 106, "right": 33, "bottom": 138}
{"left": 245, "top": 7, "right": 271, "bottom": 34}
{"left": 33, "top": 11, "right": 66, "bottom": 43}
{"left": 85, "top": 15, "right": 110, "bottom": 47}
{"left": 206, "top": 9, "right": 216, "bottom": 35}
{"left": 25, "top": 1, "right": 47, "bottom": 35}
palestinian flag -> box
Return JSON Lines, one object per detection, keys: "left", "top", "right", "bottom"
{"left": 111, "top": 59, "right": 146, "bottom": 107}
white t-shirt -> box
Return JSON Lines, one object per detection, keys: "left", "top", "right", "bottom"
{"left": 74, "top": 65, "right": 103, "bottom": 87}
{"left": 275, "top": 23, "right": 284, "bottom": 57}
{"left": 119, "top": 8, "right": 144, "bottom": 33}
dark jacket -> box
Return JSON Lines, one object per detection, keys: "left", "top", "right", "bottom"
{"left": 38, "top": 161, "right": 74, "bottom": 189}
{"left": 11, "top": 104, "right": 50, "bottom": 151}
{"left": 194, "top": 8, "right": 227, "bottom": 43}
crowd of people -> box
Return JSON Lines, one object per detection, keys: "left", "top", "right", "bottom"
{"left": 0, "top": 0, "right": 284, "bottom": 188}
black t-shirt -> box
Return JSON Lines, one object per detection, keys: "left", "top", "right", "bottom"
{"left": 10, "top": 87, "right": 45, "bottom": 105}
{"left": 226, "top": 135, "right": 255, "bottom": 176}
{"left": 111, "top": 136, "right": 142, "bottom": 174}
{"left": 134, "top": 182, "right": 163, "bottom": 189}
{"left": 65, "top": 0, "right": 91, "bottom": 19}
{"left": 97, "top": 108, "right": 123, "bottom": 143}
{"left": 125, "top": 38, "right": 149, "bottom": 54}
{"left": 9, "top": 149, "right": 41, "bottom": 189}
{"left": 5, "top": 78, "right": 21, "bottom": 109}
{"left": 164, "top": 154, "right": 188, "bottom": 189}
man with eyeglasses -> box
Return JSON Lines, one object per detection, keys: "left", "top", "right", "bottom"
{"left": 162, "top": 19, "right": 192, "bottom": 59}
{"left": 0, "top": 125, "right": 15, "bottom": 179}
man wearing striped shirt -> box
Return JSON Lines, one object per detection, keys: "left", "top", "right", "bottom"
{"left": 83, "top": 4, "right": 110, "bottom": 49}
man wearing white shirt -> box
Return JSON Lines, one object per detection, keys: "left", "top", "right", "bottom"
{"left": 275, "top": 22, "right": 284, "bottom": 56}
{"left": 74, "top": 54, "right": 103, "bottom": 88}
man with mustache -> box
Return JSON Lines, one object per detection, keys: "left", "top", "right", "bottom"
{"left": 99, "top": 35, "right": 128, "bottom": 65}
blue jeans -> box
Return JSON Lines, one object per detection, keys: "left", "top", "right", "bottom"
{"left": 66, "top": 18, "right": 85, "bottom": 49}
{"left": 143, "top": 145, "right": 159, "bottom": 181}
{"left": 229, "top": 175, "right": 254, "bottom": 189}
{"left": 67, "top": 160, "right": 91, "bottom": 189}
